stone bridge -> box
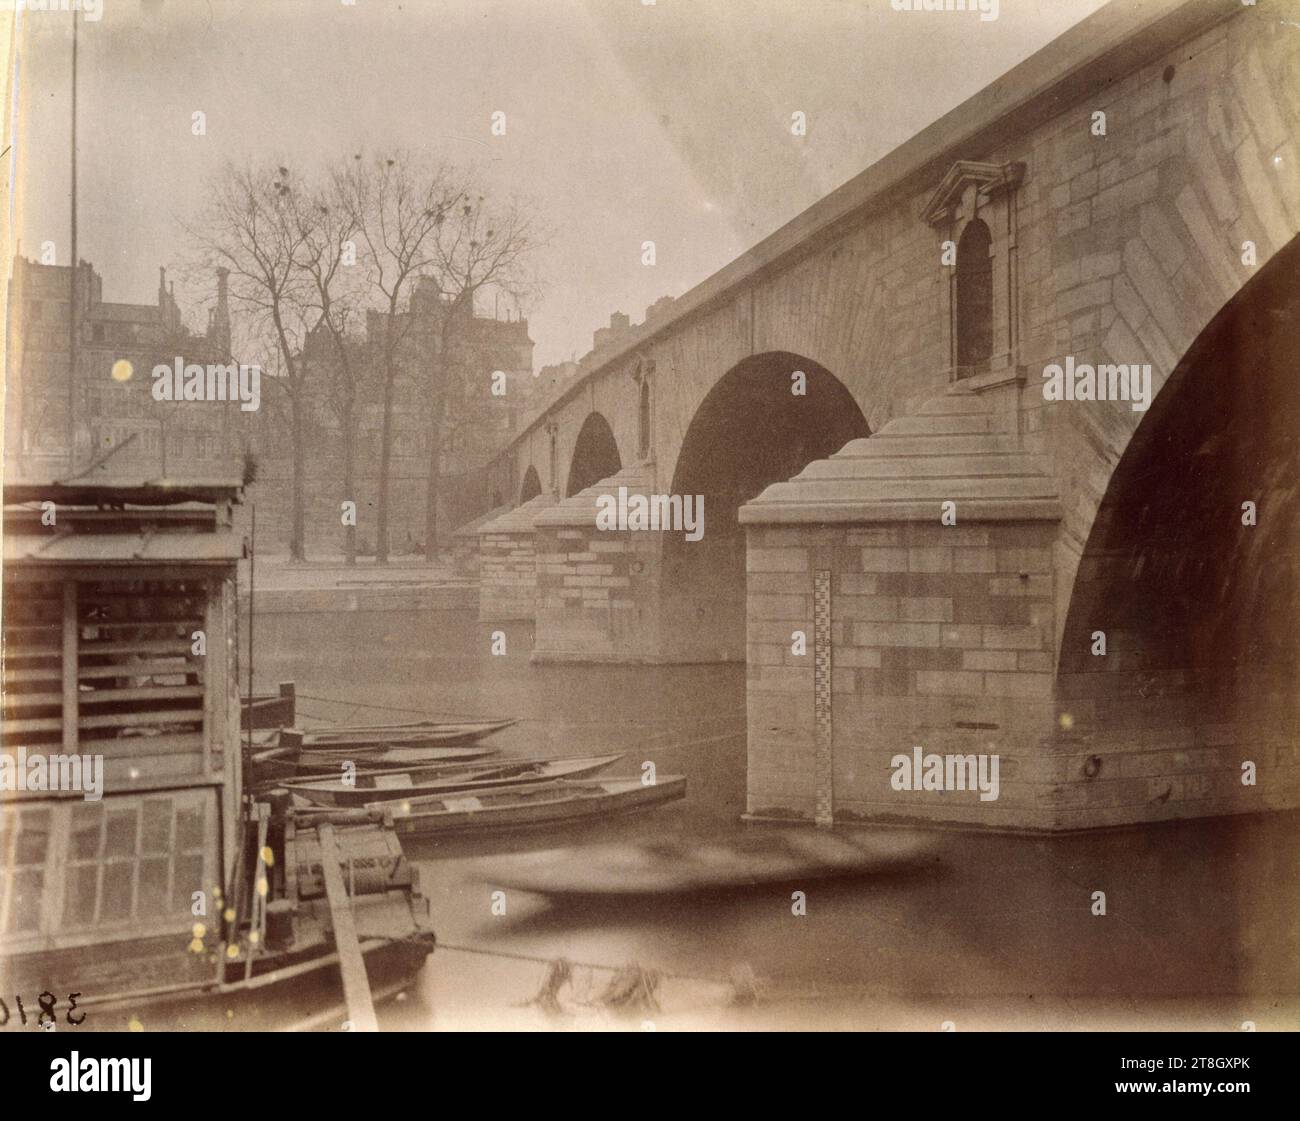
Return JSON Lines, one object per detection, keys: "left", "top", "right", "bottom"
{"left": 461, "top": 0, "right": 1299, "bottom": 830}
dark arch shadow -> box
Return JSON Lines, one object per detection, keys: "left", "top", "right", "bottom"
{"left": 956, "top": 218, "right": 993, "bottom": 375}
{"left": 519, "top": 464, "right": 542, "bottom": 503}
{"left": 566, "top": 412, "right": 621, "bottom": 497}
{"left": 1057, "top": 231, "right": 1300, "bottom": 764}
{"left": 662, "top": 351, "right": 870, "bottom": 661}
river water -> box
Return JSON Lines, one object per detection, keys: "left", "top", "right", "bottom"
{"left": 249, "top": 607, "right": 1299, "bottom": 1031}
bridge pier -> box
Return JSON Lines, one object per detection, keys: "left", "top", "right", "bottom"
{"left": 741, "top": 386, "right": 1069, "bottom": 829}
{"left": 741, "top": 356, "right": 1299, "bottom": 831}
{"left": 528, "top": 463, "right": 664, "bottom": 662}
{"left": 450, "top": 503, "right": 510, "bottom": 580}
{"left": 475, "top": 493, "right": 557, "bottom": 621}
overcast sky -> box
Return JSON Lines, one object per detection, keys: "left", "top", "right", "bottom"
{"left": 12, "top": 0, "right": 1105, "bottom": 370}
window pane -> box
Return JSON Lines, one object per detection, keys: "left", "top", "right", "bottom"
{"left": 14, "top": 809, "right": 52, "bottom": 865}
{"left": 141, "top": 799, "right": 172, "bottom": 854}
{"left": 4, "top": 870, "right": 44, "bottom": 934}
{"left": 63, "top": 864, "right": 101, "bottom": 927}
{"left": 104, "top": 808, "right": 138, "bottom": 857}
{"left": 175, "top": 804, "right": 204, "bottom": 850}
{"left": 138, "top": 857, "right": 170, "bottom": 918}
{"left": 173, "top": 855, "right": 204, "bottom": 912}
{"left": 100, "top": 862, "right": 134, "bottom": 923}
{"left": 70, "top": 803, "right": 103, "bottom": 860}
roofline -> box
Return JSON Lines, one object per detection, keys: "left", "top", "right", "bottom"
{"left": 503, "top": 0, "right": 1239, "bottom": 455}
{"left": 3, "top": 479, "right": 246, "bottom": 506}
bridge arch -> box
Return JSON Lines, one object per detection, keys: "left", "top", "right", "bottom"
{"left": 566, "top": 412, "right": 622, "bottom": 497}
{"left": 1057, "top": 232, "right": 1300, "bottom": 756}
{"left": 661, "top": 351, "right": 870, "bottom": 660}
{"left": 519, "top": 464, "right": 542, "bottom": 503}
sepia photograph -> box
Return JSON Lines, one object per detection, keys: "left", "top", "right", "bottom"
{"left": 0, "top": 0, "right": 1296, "bottom": 1056}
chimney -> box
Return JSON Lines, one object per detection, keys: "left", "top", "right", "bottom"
{"left": 592, "top": 310, "right": 630, "bottom": 354}
{"left": 213, "top": 266, "right": 231, "bottom": 352}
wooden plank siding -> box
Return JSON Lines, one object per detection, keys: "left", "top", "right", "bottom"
{"left": 3, "top": 570, "right": 216, "bottom": 789}
{"left": 2, "top": 566, "right": 238, "bottom": 949}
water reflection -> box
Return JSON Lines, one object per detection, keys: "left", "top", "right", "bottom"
{"left": 248, "top": 607, "right": 1299, "bottom": 1030}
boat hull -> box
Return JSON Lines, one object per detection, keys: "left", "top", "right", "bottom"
{"left": 240, "top": 683, "right": 296, "bottom": 731}
{"left": 290, "top": 754, "right": 624, "bottom": 807}
{"left": 389, "top": 776, "right": 686, "bottom": 837}
{"left": 252, "top": 745, "right": 499, "bottom": 783}
{"left": 3, "top": 933, "right": 435, "bottom": 1032}
{"left": 482, "top": 827, "right": 941, "bottom": 897}
{"left": 285, "top": 719, "right": 517, "bottom": 752}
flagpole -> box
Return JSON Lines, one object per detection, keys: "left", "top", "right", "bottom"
{"left": 67, "top": 8, "right": 79, "bottom": 472}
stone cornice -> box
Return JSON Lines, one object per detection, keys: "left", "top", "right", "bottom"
{"left": 740, "top": 391, "right": 1060, "bottom": 526}
{"left": 921, "top": 161, "right": 1027, "bottom": 227}
{"left": 534, "top": 462, "right": 659, "bottom": 529}
{"left": 477, "top": 491, "right": 558, "bottom": 536}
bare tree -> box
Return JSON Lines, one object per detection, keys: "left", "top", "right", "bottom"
{"left": 185, "top": 163, "right": 318, "bottom": 560}
{"left": 420, "top": 194, "right": 541, "bottom": 559}
{"left": 182, "top": 156, "right": 544, "bottom": 563}
{"left": 339, "top": 154, "right": 462, "bottom": 564}
{"left": 296, "top": 165, "right": 366, "bottom": 564}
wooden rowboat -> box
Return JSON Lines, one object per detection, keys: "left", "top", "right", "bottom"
{"left": 240, "top": 681, "right": 296, "bottom": 731}
{"left": 15, "top": 812, "right": 437, "bottom": 1032}
{"left": 254, "top": 749, "right": 598, "bottom": 785}
{"left": 251, "top": 743, "right": 499, "bottom": 782}
{"left": 479, "top": 827, "right": 939, "bottom": 897}
{"left": 376, "top": 775, "right": 686, "bottom": 836}
{"left": 287, "top": 754, "right": 625, "bottom": 807}
{"left": 282, "top": 718, "right": 517, "bottom": 751}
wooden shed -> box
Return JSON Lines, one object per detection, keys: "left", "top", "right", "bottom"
{"left": 1, "top": 480, "right": 245, "bottom": 965}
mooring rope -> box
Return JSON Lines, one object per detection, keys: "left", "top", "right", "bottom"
{"left": 286, "top": 693, "right": 748, "bottom": 758}
{"left": 434, "top": 940, "right": 727, "bottom": 987}
{"left": 290, "top": 690, "right": 747, "bottom": 732}
{"left": 432, "top": 942, "right": 870, "bottom": 1012}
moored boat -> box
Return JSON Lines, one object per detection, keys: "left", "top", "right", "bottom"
{"left": 281, "top": 718, "right": 516, "bottom": 752}
{"left": 251, "top": 742, "right": 500, "bottom": 783}
{"left": 1, "top": 480, "right": 435, "bottom": 1031}
{"left": 366, "top": 775, "right": 687, "bottom": 836}
{"left": 256, "top": 750, "right": 562, "bottom": 789}
{"left": 286, "top": 753, "right": 624, "bottom": 807}
{"left": 479, "top": 827, "right": 940, "bottom": 897}
{"left": 240, "top": 681, "right": 296, "bottom": 731}
{"left": 9, "top": 808, "right": 438, "bottom": 1032}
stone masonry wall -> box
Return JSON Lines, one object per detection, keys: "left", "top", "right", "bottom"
{"left": 746, "top": 519, "right": 1061, "bottom": 830}
{"left": 478, "top": 530, "right": 540, "bottom": 621}
{"left": 532, "top": 524, "right": 661, "bottom": 662}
